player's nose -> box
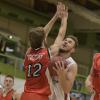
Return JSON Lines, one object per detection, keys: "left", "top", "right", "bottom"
{"left": 64, "top": 41, "right": 68, "bottom": 45}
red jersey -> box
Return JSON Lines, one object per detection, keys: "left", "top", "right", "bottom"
{"left": 92, "top": 53, "right": 100, "bottom": 93}
{"left": 0, "top": 93, "right": 2, "bottom": 100}
{"left": 1, "top": 89, "right": 14, "bottom": 100}
{"left": 24, "top": 48, "right": 51, "bottom": 96}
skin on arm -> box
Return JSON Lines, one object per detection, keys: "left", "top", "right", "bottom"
{"left": 42, "top": 2, "right": 63, "bottom": 47}
{"left": 85, "top": 67, "right": 94, "bottom": 93}
{"left": 53, "top": 9, "right": 68, "bottom": 45}
{"left": 54, "top": 61, "right": 77, "bottom": 93}
{"left": 43, "top": 13, "right": 58, "bottom": 40}
{"left": 50, "top": 8, "right": 68, "bottom": 56}
{"left": 43, "top": 2, "right": 64, "bottom": 40}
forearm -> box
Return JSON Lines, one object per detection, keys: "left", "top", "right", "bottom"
{"left": 54, "top": 14, "right": 68, "bottom": 44}
{"left": 59, "top": 75, "right": 72, "bottom": 94}
{"left": 43, "top": 13, "right": 58, "bottom": 38}
{"left": 86, "top": 67, "right": 93, "bottom": 84}
{"left": 59, "top": 16, "right": 68, "bottom": 37}
{"left": 85, "top": 74, "right": 94, "bottom": 93}
{"left": 86, "top": 75, "right": 92, "bottom": 84}
{"left": 58, "top": 65, "right": 76, "bottom": 94}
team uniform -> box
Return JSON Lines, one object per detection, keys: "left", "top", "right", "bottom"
{"left": 91, "top": 53, "right": 100, "bottom": 100}
{"left": 21, "top": 48, "right": 51, "bottom": 100}
{"left": 1, "top": 89, "right": 14, "bottom": 100}
{"left": 47, "top": 57, "right": 76, "bottom": 100}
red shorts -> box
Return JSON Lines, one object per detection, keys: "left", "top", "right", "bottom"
{"left": 21, "top": 92, "right": 49, "bottom": 100}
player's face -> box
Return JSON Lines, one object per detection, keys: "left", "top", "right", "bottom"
{"left": 4, "top": 77, "right": 14, "bottom": 90}
{"left": 59, "top": 37, "right": 75, "bottom": 53}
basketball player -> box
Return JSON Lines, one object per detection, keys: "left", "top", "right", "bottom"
{"left": 0, "top": 75, "right": 20, "bottom": 100}
{"left": 48, "top": 35, "right": 78, "bottom": 100}
{"left": 85, "top": 53, "right": 100, "bottom": 100}
{"left": 21, "top": 2, "right": 67, "bottom": 100}
{"left": 43, "top": 5, "right": 78, "bottom": 100}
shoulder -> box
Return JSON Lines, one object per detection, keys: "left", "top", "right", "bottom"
{"left": 70, "top": 63, "right": 77, "bottom": 71}
{"left": 68, "top": 63, "right": 77, "bottom": 73}
{"left": 66, "top": 57, "right": 77, "bottom": 68}
{"left": 66, "top": 57, "right": 78, "bottom": 74}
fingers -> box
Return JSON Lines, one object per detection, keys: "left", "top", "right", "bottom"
{"left": 53, "top": 60, "right": 67, "bottom": 77}
{"left": 61, "top": 61, "right": 65, "bottom": 69}
{"left": 56, "top": 2, "right": 68, "bottom": 19}
{"left": 57, "top": 2, "right": 65, "bottom": 11}
{"left": 55, "top": 61, "right": 65, "bottom": 70}
{"left": 53, "top": 61, "right": 64, "bottom": 75}
{"left": 53, "top": 66, "right": 58, "bottom": 75}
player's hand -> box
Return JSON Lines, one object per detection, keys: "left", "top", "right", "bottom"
{"left": 53, "top": 61, "right": 67, "bottom": 79}
{"left": 56, "top": 2, "right": 68, "bottom": 19}
{"left": 56, "top": 2, "right": 65, "bottom": 18}
{"left": 61, "top": 9, "right": 68, "bottom": 19}
{"left": 85, "top": 79, "right": 94, "bottom": 93}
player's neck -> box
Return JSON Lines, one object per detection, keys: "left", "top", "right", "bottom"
{"left": 59, "top": 52, "right": 71, "bottom": 59}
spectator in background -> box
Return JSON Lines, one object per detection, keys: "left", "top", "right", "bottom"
{"left": 0, "top": 75, "right": 21, "bottom": 100}
{"left": 70, "top": 92, "right": 85, "bottom": 100}
{"left": 70, "top": 93, "right": 77, "bottom": 100}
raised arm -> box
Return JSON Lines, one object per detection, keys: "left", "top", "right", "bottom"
{"left": 43, "top": 2, "right": 63, "bottom": 39}
{"left": 85, "top": 67, "right": 94, "bottom": 93}
{"left": 53, "top": 8, "right": 68, "bottom": 45}
{"left": 50, "top": 6, "right": 68, "bottom": 56}
{"left": 43, "top": 14, "right": 58, "bottom": 39}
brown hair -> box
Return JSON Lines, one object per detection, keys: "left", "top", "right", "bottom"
{"left": 67, "top": 35, "right": 78, "bottom": 48}
{"left": 5, "top": 75, "right": 14, "bottom": 82}
{"left": 29, "top": 27, "right": 45, "bottom": 49}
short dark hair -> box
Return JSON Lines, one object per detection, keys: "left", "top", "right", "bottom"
{"left": 29, "top": 27, "right": 45, "bottom": 49}
{"left": 67, "top": 35, "right": 78, "bottom": 48}
{"left": 5, "top": 75, "right": 14, "bottom": 82}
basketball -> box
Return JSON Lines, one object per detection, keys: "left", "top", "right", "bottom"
{"left": 48, "top": 56, "right": 67, "bottom": 77}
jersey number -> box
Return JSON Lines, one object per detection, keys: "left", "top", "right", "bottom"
{"left": 27, "top": 63, "right": 42, "bottom": 77}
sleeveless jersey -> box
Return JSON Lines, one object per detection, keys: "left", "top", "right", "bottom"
{"left": 47, "top": 57, "right": 77, "bottom": 100}
{"left": 92, "top": 53, "right": 100, "bottom": 93}
{"left": 24, "top": 48, "right": 51, "bottom": 96}
{"left": 2, "top": 89, "right": 14, "bottom": 100}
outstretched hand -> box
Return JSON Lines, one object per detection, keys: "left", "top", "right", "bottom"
{"left": 56, "top": 2, "right": 68, "bottom": 19}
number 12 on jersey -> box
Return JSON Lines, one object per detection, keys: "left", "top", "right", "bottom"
{"left": 27, "top": 63, "right": 42, "bottom": 78}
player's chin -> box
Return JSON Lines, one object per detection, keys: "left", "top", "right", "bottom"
{"left": 59, "top": 48, "right": 66, "bottom": 53}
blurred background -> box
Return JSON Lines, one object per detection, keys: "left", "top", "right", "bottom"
{"left": 0, "top": 0, "right": 100, "bottom": 99}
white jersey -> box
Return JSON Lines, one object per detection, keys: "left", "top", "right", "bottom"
{"left": 46, "top": 57, "right": 77, "bottom": 100}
